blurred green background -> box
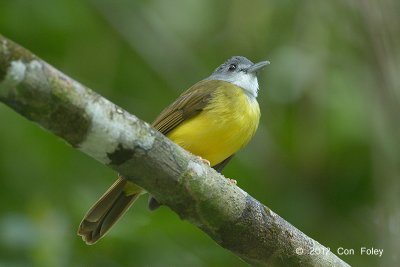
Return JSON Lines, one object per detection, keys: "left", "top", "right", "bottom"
{"left": 0, "top": 0, "right": 399, "bottom": 266}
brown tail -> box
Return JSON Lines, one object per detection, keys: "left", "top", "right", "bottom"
{"left": 78, "top": 177, "right": 145, "bottom": 244}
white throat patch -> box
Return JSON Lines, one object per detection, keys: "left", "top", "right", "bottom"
{"left": 230, "top": 72, "right": 259, "bottom": 98}
{"left": 209, "top": 72, "right": 260, "bottom": 99}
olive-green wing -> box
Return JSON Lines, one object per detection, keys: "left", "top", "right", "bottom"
{"left": 152, "top": 79, "right": 222, "bottom": 135}
{"left": 152, "top": 79, "right": 235, "bottom": 171}
{"left": 148, "top": 80, "right": 235, "bottom": 210}
{"left": 152, "top": 79, "right": 236, "bottom": 172}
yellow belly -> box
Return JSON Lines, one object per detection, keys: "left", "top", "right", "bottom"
{"left": 167, "top": 84, "right": 260, "bottom": 166}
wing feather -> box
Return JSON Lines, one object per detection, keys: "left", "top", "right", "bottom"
{"left": 152, "top": 80, "right": 224, "bottom": 135}
{"left": 151, "top": 79, "right": 235, "bottom": 172}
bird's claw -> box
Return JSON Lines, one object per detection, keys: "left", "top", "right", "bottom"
{"left": 197, "top": 156, "right": 211, "bottom": 166}
{"left": 228, "top": 179, "right": 237, "bottom": 184}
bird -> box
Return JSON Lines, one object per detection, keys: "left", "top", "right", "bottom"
{"left": 78, "top": 56, "right": 269, "bottom": 244}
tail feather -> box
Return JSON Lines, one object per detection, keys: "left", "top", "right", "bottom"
{"left": 78, "top": 177, "right": 144, "bottom": 244}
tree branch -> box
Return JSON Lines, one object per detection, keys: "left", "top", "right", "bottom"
{"left": 0, "top": 34, "right": 349, "bottom": 267}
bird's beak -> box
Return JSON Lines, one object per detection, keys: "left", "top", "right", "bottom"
{"left": 246, "top": 60, "right": 270, "bottom": 73}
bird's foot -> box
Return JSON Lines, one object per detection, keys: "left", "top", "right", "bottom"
{"left": 197, "top": 156, "right": 211, "bottom": 166}
{"left": 228, "top": 178, "right": 237, "bottom": 185}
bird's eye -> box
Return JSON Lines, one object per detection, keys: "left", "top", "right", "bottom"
{"left": 228, "top": 64, "right": 237, "bottom": 71}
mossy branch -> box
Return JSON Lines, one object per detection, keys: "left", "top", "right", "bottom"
{"left": 0, "top": 34, "right": 349, "bottom": 267}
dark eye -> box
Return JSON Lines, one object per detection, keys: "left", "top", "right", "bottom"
{"left": 228, "top": 64, "right": 237, "bottom": 71}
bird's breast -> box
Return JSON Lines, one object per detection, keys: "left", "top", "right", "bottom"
{"left": 167, "top": 84, "right": 260, "bottom": 166}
